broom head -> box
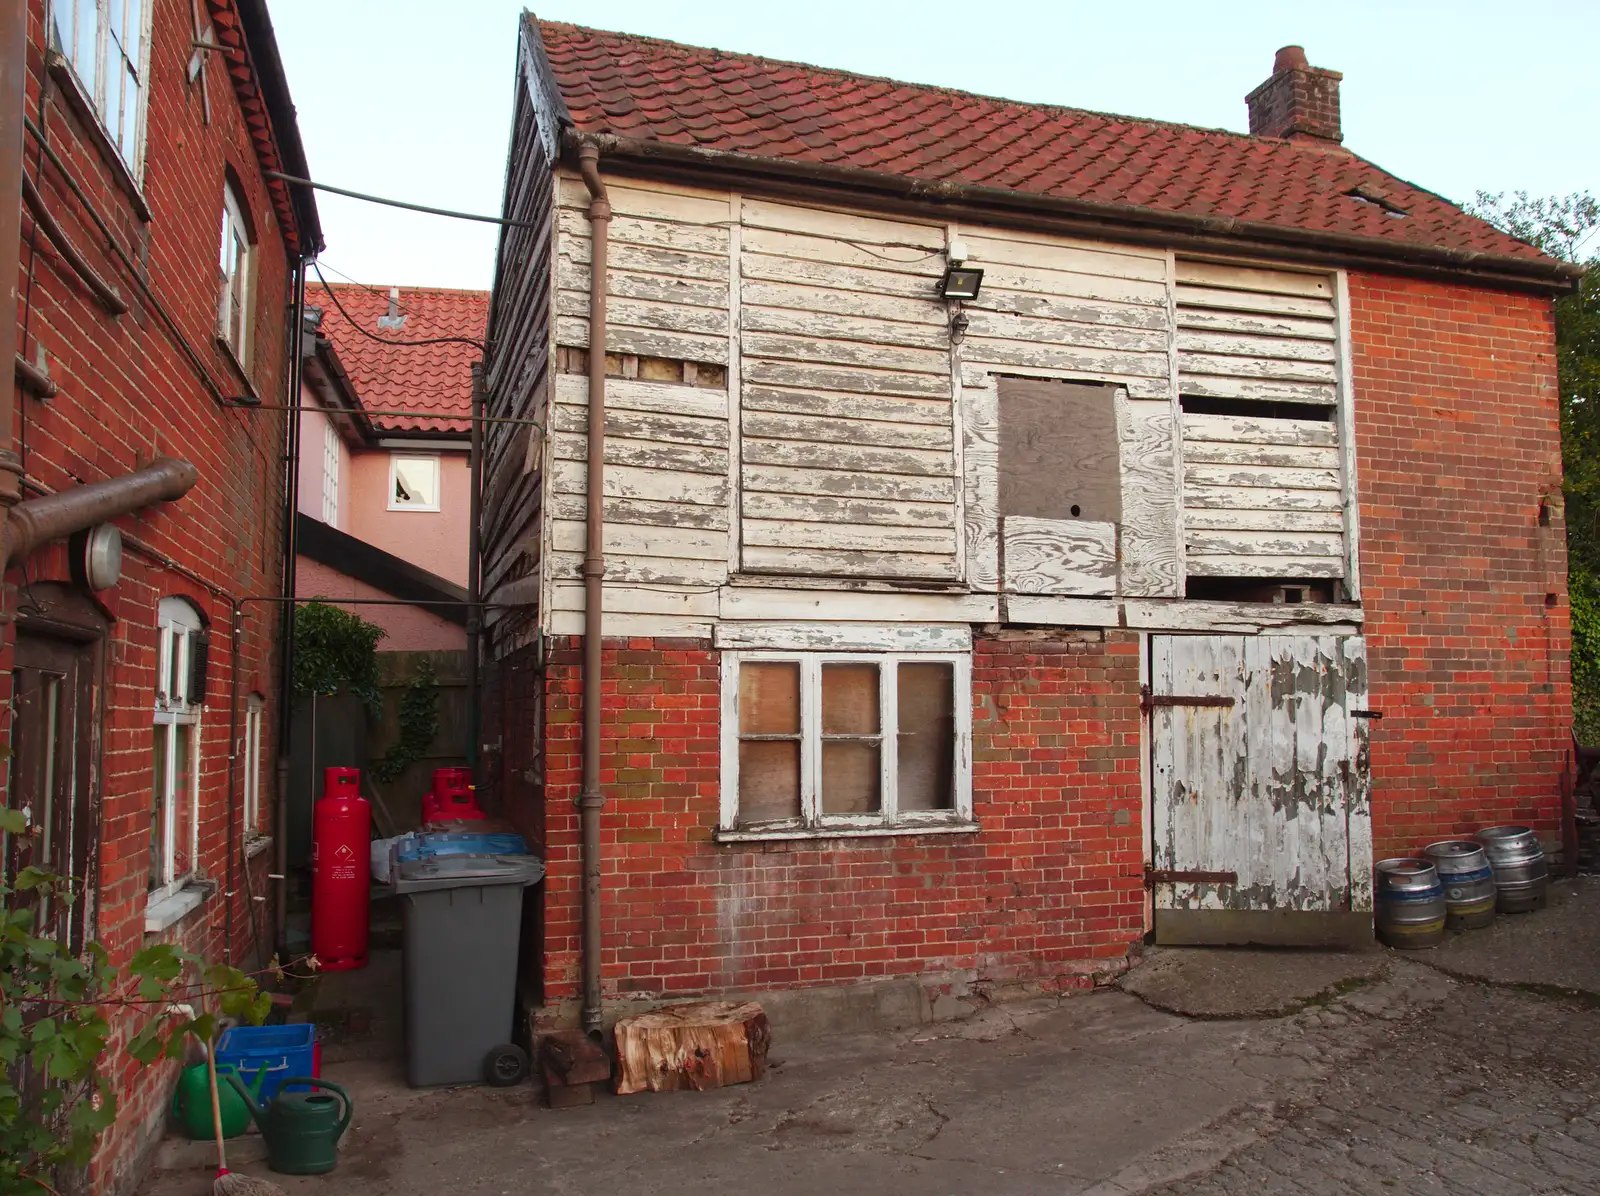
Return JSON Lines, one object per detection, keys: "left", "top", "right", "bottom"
{"left": 214, "top": 1167, "right": 286, "bottom": 1196}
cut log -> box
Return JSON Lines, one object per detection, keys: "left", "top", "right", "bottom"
{"left": 613, "top": 1001, "right": 771, "bottom": 1095}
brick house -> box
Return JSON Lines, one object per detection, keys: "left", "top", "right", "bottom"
{"left": 5, "top": 0, "right": 319, "bottom": 1188}
{"left": 479, "top": 22, "right": 1578, "bottom": 1031}
{"left": 295, "top": 283, "right": 488, "bottom": 655}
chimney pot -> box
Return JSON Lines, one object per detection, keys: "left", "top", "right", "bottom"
{"left": 1246, "top": 46, "right": 1344, "bottom": 146}
{"left": 1273, "top": 45, "right": 1309, "bottom": 73}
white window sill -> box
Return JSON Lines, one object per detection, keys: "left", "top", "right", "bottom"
{"left": 45, "top": 51, "right": 151, "bottom": 222}
{"left": 144, "top": 884, "right": 209, "bottom": 934}
{"left": 245, "top": 834, "right": 274, "bottom": 859}
{"left": 716, "top": 822, "right": 979, "bottom": 844}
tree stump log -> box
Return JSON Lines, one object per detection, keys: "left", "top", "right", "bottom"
{"left": 613, "top": 1001, "right": 771, "bottom": 1095}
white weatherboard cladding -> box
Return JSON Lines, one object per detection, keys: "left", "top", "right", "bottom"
{"left": 1175, "top": 261, "right": 1349, "bottom": 581}
{"left": 1151, "top": 634, "right": 1372, "bottom": 917}
{"left": 539, "top": 173, "right": 1359, "bottom": 636}
{"left": 546, "top": 178, "right": 734, "bottom": 624}
{"left": 737, "top": 200, "right": 959, "bottom": 580}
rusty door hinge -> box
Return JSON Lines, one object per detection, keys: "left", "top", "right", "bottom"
{"left": 1140, "top": 684, "right": 1236, "bottom": 715}
{"left": 1144, "top": 867, "right": 1239, "bottom": 887}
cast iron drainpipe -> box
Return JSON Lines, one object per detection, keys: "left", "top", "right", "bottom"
{"left": 577, "top": 140, "right": 610, "bottom": 1034}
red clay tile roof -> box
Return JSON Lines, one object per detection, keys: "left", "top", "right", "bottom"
{"left": 533, "top": 20, "right": 1548, "bottom": 269}
{"left": 306, "top": 284, "right": 487, "bottom": 434}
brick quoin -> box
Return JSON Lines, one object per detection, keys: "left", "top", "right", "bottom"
{"left": 518, "top": 632, "right": 1145, "bottom": 1008}
{"left": 1349, "top": 272, "right": 1569, "bottom": 859}
{"left": 9, "top": 2, "right": 306, "bottom": 1189}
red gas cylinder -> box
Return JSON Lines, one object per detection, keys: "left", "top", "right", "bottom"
{"left": 421, "top": 766, "right": 486, "bottom": 824}
{"left": 311, "top": 766, "right": 370, "bottom": 972}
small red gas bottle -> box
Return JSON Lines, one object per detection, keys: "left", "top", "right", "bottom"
{"left": 310, "top": 766, "right": 370, "bottom": 971}
{"left": 420, "top": 766, "right": 486, "bottom": 824}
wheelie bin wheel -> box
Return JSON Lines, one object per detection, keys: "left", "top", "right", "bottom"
{"left": 484, "top": 1043, "right": 529, "bottom": 1087}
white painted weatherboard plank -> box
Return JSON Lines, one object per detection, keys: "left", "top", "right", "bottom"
{"left": 713, "top": 623, "right": 972, "bottom": 652}
{"left": 1002, "top": 517, "right": 1118, "bottom": 596}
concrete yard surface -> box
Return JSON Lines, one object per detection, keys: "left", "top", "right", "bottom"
{"left": 140, "top": 880, "right": 1600, "bottom": 1196}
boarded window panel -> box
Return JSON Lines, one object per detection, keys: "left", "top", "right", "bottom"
{"left": 739, "top": 740, "right": 801, "bottom": 822}
{"left": 740, "top": 662, "right": 800, "bottom": 734}
{"left": 821, "top": 742, "right": 881, "bottom": 814}
{"left": 821, "top": 663, "right": 878, "bottom": 734}
{"left": 997, "top": 378, "right": 1121, "bottom": 522}
{"left": 898, "top": 662, "right": 955, "bottom": 811}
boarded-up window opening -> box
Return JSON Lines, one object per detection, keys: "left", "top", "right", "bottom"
{"left": 998, "top": 377, "right": 1121, "bottom": 523}
{"left": 724, "top": 652, "right": 971, "bottom": 832}
{"left": 995, "top": 377, "right": 1121, "bottom": 596}
{"left": 821, "top": 663, "right": 881, "bottom": 815}
{"left": 737, "top": 661, "right": 802, "bottom": 822}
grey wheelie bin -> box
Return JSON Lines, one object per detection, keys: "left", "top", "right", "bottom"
{"left": 392, "top": 853, "right": 545, "bottom": 1087}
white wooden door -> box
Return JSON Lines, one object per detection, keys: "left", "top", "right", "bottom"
{"left": 1150, "top": 634, "right": 1372, "bottom": 946}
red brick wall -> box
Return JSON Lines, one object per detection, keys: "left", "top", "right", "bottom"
{"left": 527, "top": 631, "right": 1144, "bottom": 1009}
{"left": 12, "top": 1, "right": 299, "bottom": 1189}
{"left": 1348, "top": 273, "right": 1569, "bottom": 858}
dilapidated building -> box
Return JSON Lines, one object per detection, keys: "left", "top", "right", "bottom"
{"left": 479, "top": 22, "right": 1578, "bottom": 1027}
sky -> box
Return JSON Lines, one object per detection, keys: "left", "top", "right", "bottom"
{"left": 270, "top": 0, "right": 1600, "bottom": 293}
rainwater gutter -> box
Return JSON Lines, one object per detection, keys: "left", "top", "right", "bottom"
{"left": 577, "top": 139, "right": 610, "bottom": 1034}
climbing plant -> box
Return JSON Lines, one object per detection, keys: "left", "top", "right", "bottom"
{"left": 0, "top": 825, "right": 270, "bottom": 1195}
{"left": 372, "top": 660, "right": 441, "bottom": 784}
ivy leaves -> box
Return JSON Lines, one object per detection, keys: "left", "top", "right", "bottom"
{"left": 372, "top": 660, "right": 441, "bottom": 785}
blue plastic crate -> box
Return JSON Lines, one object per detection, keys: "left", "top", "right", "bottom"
{"left": 215, "top": 1023, "right": 316, "bottom": 1102}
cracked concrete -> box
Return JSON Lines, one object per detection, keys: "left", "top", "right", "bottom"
{"left": 139, "top": 882, "right": 1600, "bottom": 1195}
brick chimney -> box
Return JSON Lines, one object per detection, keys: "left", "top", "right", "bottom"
{"left": 1246, "top": 46, "right": 1344, "bottom": 145}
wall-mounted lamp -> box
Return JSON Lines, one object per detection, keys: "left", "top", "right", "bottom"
{"left": 938, "top": 266, "right": 984, "bottom": 301}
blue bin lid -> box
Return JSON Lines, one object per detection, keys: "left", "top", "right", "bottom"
{"left": 394, "top": 832, "right": 528, "bottom": 863}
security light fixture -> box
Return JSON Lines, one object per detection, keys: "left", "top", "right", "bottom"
{"left": 938, "top": 266, "right": 984, "bottom": 301}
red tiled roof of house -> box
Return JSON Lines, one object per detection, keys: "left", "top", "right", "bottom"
{"left": 533, "top": 20, "right": 1547, "bottom": 269}
{"left": 306, "top": 284, "right": 488, "bottom": 434}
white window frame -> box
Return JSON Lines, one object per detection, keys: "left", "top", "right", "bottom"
{"left": 150, "top": 598, "right": 203, "bottom": 901}
{"left": 50, "top": 0, "right": 154, "bottom": 179}
{"left": 320, "top": 421, "right": 340, "bottom": 525}
{"left": 218, "top": 181, "right": 253, "bottom": 370}
{"left": 242, "top": 695, "right": 264, "bottom": 838}
{"left": 719, "top": 651, "right": 973, "bottom": 838}
{"left": 387, "top": 453, "right": 441, "bottom": 512}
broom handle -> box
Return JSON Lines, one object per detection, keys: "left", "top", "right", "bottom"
{"left": 206, "top": 1038, "right": 229, "bottom": 1174}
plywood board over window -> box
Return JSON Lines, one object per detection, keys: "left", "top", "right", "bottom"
{"left": 997, "top": 377, "right": 1120, "bottom": 596}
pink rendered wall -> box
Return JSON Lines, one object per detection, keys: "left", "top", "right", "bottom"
{"left": 297, "top": 391, "right": 350, "bottom": 531}
{"left": 346, "top": 449, "right": 471, "bottom": 587}
{"left": 294, "top": 556, "right": 466, "bottom": 652}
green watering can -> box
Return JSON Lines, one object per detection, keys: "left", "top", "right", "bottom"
{"left": 172, "top": 1062, "right": 264, "bottom": 1140}
{"left": 226, "top": 1073, "right": 353, "bottom": 1176}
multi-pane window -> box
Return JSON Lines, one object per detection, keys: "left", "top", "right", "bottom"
{"left": 150, "top": 598, "right": 203, "bottom": 898}
{"left": 243, "top": 695, "right": 264, "bottom": 837}
{"left": 51, "top": 0, "right": 151, "bottom": 176}
{"left": 389, "top": 454, "right": 441, "bottom": 511}
{"left": 218, "top": 182, "right": 253, "bottom": 367}
{"left": 321, "top": 421, "right": 340, "bottom": 525}
{"left": 721, "top": 653, "right": 972, "bottom": 833}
